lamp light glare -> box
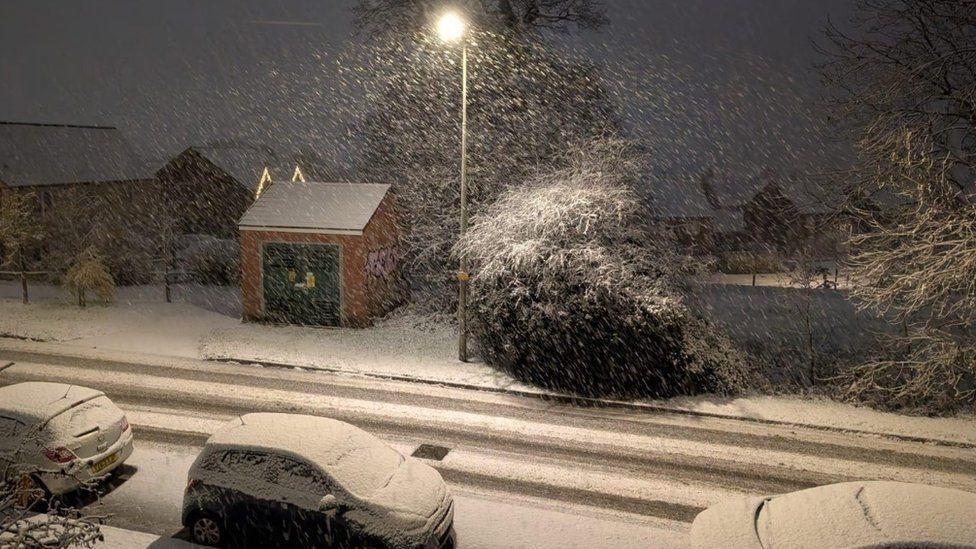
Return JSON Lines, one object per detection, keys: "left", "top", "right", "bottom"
{"left": 437, "top": 12, "right": 465, "bottom": 42}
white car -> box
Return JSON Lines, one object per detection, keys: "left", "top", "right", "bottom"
{"left": 182, "top": 413, "right": 456, "bottom": 548}
{"left": 0, "top": 382, "right": 134, "bottom": 497}
{"left": 690, "top": 481, "right": 976, "bottom": 548}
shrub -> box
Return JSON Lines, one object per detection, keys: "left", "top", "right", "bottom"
{"left": 63, "top": 248, "right": 115, "bottom": 307}
{"left": 458, "top": 138, "right": 749, "bottom": 398}
{"left": 178, "top": 235, "right": 240, "bottom": 285}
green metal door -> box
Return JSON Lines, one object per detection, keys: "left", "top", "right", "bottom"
{"left": 262, "top": 243, "right": 341, "bottom": 326}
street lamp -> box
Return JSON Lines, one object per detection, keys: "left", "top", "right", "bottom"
{"left": 437, "top": 11, "right": 470, "bottom": 362}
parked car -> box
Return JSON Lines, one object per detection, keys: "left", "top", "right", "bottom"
{"left": 182, "top": 413, "right": 456, "bottom": 548}
{"left": 690, "top": 481, "right": 976, "bottom": 548}
{"left": 0, "top": 381, "right": 134, "bottom": 498}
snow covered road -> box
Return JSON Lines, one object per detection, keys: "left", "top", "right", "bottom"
{"left": 1, "top": 345, "right": 974, "bottom": 547}
{"left": 80, "top": 441, "right": 688, "bottom": 548}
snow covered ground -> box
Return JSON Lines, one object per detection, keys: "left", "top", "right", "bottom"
{"left": 199, "top": 314, "right": 530, "bottom": 390}
{"left": 708, "top": 272, "right": 853, "bottom": 289}
{"left": 85, "top": 441, "right": 689, "bottom": 548}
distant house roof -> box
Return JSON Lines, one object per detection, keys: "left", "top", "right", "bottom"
{"left": 712, "top": 208, "right": 745, "bottom": 233}
{"left": 187, "top": 142, "right": 280, "bottom": 193}
{"left": 0, "top": 121, "right": 151, "bottom": 186}
{"left": 646, "top": 179, "right": 715, "bottom": 219}
{"left": 239, "top": 181, "right": 390, "bottom": 235}
{"left": 710, "top": 172, "right": 769, "bottom": 210}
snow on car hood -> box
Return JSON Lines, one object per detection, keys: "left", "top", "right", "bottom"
{"left": 343, "top": 456, "right": 449, "bottom": 548}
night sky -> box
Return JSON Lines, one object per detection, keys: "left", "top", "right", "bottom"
{"left": 1, "top": 0, "right": 853, "bottom": 175}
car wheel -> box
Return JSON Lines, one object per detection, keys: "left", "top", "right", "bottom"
{"left": 190, "top": 513, "right": 224, "bottom": 547}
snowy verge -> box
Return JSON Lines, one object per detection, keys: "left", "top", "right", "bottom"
{"left": 199, "top": 314, "right": 533, "bottom": 392}
{"left": 0, "top": 298, "right": 237, "bottom": 357}
{"left": 645, "top": 394, "right": 976, "bottom": 448}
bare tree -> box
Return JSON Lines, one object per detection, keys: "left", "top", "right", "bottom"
{"left": 819, "top": 0, "right": 976, "bottom": 411}
{"left": 0, "top": 191, "right": 43, "bottom": 304}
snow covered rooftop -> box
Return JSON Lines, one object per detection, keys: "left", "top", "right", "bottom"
{"left": 239, "top": 181, "right": 390, "bottom": 234}
{"left": 0, "top": 122, "right": 151, "bottom": 186}
{"left": 0, "top": 382, "right": 104, "bottom": 422}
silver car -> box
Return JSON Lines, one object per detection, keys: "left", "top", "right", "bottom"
{"left": 0, "top": 382, "right": 134, "bottom": 498}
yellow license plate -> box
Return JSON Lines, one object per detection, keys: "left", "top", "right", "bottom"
{"left": 90, "top": 453, "right": 118, "bottom": 474}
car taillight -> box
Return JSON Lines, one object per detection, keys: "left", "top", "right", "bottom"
{"left": 119, "top": 417, "right": 130, "bottom": 432}
{"left": 43, "top": 447, "right": 76, "bottom": 464}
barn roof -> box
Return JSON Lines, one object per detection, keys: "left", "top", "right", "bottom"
{"left": 239, "top": 181, "right": 391, "bottom": 235}
{"left": 188, "top": 143, "right": 280, "bottom": 193}
{"left": 0, "top": 121, "right": 150, "bottom": 186}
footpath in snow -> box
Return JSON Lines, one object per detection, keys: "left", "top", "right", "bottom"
{"left": 0, "top": 287, "right": 973, "bottom": 447}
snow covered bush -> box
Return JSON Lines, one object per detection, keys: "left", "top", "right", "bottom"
{"left": 458, "top": 138, "right": 749, "bottom": 397}
{"left": 63, "top": 247, "right": 115, "bottom": 307}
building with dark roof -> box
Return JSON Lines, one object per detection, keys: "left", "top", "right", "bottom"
{"left": 648, "top": 168, "right": 839, "bottom": 256}
{"left": 0, "top": 122, "right": 161, "bottom": 279}
{"left": 156, "top": 142, "right": 316, "bottom": 238}
{"left": 0, "top": 121, "right": 151, "bottom": 188}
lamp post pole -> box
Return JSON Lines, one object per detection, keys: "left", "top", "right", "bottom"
{"left": 458, "top": 43, "right": 469, "bottom": 362}
{"left": 436, "top": 11, "right": 470, "bottom": 362}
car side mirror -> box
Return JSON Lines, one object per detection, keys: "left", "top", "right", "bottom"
{"left": 319, "top": 494, "right": 339, "bottom": 514}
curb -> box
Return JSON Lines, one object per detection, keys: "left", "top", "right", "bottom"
{"left": 205, "top": 356, "right": 976, "bottom": 450}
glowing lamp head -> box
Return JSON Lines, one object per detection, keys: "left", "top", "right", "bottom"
{"left": 437, "top": 12, "right": 466, "bottom": 42}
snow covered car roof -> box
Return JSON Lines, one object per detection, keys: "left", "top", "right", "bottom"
{"left": 690, "top": 481, "right": 976, "bottom": 548}
{"left": 0, "top": 382, "right": 104, "bottom": 423}
{"left": 205, "top": 413, "right": 404, "bottom": 496}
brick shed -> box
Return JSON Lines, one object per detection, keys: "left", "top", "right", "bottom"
{"left": 239, "top": 182, "right": 403, "bottom": 327}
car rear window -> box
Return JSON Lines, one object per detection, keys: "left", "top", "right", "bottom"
{"left": 43, "top": 396, "right": 123, "bottom": 442}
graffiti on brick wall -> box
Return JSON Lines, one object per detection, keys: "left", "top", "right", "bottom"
{"left": 366, "top": 247, "right": 397, "bottom": 279}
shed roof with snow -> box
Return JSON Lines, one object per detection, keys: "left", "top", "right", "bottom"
{"left": 238, "top": 181, "right": 391, "bottom": 235}
{"left": 0, "top": 121, "right": 150, "bottom": 186}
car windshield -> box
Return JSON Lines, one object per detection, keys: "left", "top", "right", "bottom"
{"left": 327, "top": 432, "right": 403, "bottom": 497}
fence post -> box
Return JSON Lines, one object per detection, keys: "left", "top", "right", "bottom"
{"left": 164, "top": 272, "right": 171, "bottom": 303}
{"left": 19, "top": 256, "right": 28, "bottom": 304}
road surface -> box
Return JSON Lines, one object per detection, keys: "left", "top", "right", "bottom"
{"left": 1, "top": 346, "right": 973, "bottom": 547}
